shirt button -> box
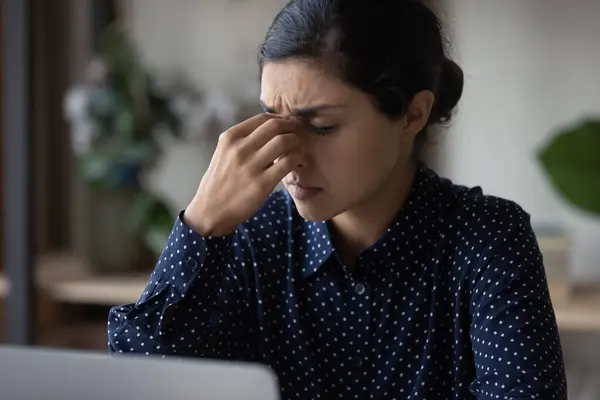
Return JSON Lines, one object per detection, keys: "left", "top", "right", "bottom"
{"left": 186, "top": 257, "right": 199, "bottom": 271}
{"left": 352, "top": 355, "right": 364, "bottom": 367}
{"left": 354, "top": 283, "right": 366, "bottom": 295}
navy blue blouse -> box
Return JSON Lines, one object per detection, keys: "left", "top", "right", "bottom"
{"left": 108, "top": 164, "right": 567, "bottom": 399}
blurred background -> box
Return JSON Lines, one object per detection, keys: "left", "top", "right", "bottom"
{"left": 1, "top": 0, "right": 599, "bottom": 398}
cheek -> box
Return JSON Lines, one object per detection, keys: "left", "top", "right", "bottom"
{"left": 314, "top": 129, "right": 399, "bottom": 186}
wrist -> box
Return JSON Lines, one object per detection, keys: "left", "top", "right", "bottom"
{"left": 183, "top": 201, "right": 235, "bottom": 237}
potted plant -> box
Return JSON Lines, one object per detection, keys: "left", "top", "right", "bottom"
{"left": 537, "top": 118, "right": 600, "bottom": 216}
{"left": 64, "top": 26, "right": 187, "bottom": 272}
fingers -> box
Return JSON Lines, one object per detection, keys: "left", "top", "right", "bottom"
{"left": 262, "top": 152, "right": 303, "bottom": 184}
{"left": 251, "top": 133, "right": 299, "bottom": 170}
{"left": 220, "top": 113, "right": 273, "bottom": 143}
{"left": 244, "top": 117, "right": 300, "bottom": 150}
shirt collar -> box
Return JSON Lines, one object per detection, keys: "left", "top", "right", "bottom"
{"left": 297, "top": 219, "right": 335, "bottom": 278}
{"left": 297, "top": 162, "right": 443, "bottom": 279}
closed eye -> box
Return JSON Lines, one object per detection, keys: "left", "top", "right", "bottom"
{"left": 311, "top": 125, "right": 337, "bottom": 135}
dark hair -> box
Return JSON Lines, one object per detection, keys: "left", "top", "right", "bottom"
{"left": 258, "top": 0, "right": 464, "bottom": 148}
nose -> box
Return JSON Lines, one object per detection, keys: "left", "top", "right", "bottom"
{"left": 293, "top": 147, "right": 308, "bottom": 169}
{"left": 293, "top": 125, "right": 315, "bottom": 170}
{"left": 296, "top": 158, "right": 307, "bottom": 169}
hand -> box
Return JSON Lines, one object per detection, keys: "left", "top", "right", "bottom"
{"left": 184, "top": 114, "right": 302, "bottom": 236}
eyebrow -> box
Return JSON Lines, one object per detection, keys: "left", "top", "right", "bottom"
{"left": 260, "top": 100, "right": 345, "bottom": 117}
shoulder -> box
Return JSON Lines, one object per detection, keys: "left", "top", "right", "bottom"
{"left": 458, "top": 187, "right": 531, "bottom": 237}
{"left": 434, "top": 175, "right": 534, "bottom": 246}
{"left": 427, "top": 172, "right": 539, "bottom": 274}
{"left": 432, "top": 174, "right": 543, "bottom": 279}
{"left": 430, "top": 175, "right": 545, "bottom": 295}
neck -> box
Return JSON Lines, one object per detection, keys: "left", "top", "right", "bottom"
{"left": 331, "top": 160, "right": 417, "bottom": 269}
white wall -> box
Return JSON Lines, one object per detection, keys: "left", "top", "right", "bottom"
{"left": 442, "top": 0, "right": 600, "bottom": 280}
{"left": 126, "top": 0, "right": 600, "bottom": 280}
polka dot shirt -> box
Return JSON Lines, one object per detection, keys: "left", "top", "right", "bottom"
{"left": 108, "top": 164, "right": 567, "bottom": 399}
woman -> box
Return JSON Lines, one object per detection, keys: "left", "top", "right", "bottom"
{"left": 108, "top": 0, "right": 567, "bottom": 398}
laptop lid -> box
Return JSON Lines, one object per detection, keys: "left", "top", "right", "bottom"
{"left": 0, "top": 345, "right": 280, "bottom": 400}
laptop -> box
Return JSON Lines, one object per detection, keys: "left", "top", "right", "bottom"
{"left": 0, "top": 345, "right": 280, "bottom": 399}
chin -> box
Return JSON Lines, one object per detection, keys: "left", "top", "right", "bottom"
{"left": 291, "top": 197, "right": 343, "bottom": 222}
{"left": 294, "top": 205, "right": 331, "bottom": 221}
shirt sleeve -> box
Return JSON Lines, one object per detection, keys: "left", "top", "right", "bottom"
{"left": 107, "top": 212, "right": 259, "bottom": 361}
{"left": 468, "top": 211, "right": 568, "bottom": 399}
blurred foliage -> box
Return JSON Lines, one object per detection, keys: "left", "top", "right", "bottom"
{"left": 66, "top": 25, "right": 182, "bottom": 256}
{"left": 80, "top": 26, "right": 181, "bottom": 189}
{"left": 128, "top": 192, "right": 175, "bottom": 256}
{"left": 538, "top": 119, "right": 600, "bottom": 216}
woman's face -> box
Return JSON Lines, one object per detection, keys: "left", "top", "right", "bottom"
{"left": 260, "top": 60, "right": 432, "bottom": 222}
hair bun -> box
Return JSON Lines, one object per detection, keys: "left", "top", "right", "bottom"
{"left": 431, "top": 57, "right": 464, "bottom": 124}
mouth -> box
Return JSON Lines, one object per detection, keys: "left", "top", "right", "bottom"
{"left": 285, "top": 182, "right": 322, "bottom": 201}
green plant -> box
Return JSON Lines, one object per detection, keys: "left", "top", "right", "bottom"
{"left": 128, "top": 192, "right": 176, "bottom": 256}
{"left": 64, "top": 25, "right": 185, "bottom": 256}
{"left": 537, "top": 118, "right": 600, "bottom": 215}
{"left": 66, "top": 26, "right": 182, "bottom": 188}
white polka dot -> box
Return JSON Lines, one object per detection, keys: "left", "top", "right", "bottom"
{"left": 108, "top": 164, "right": 567, "bottom": 399}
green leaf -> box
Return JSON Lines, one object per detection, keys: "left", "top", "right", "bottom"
{"left": 101, "top": 25, "right": 138, "bottom": 78}
{"left": 115, "top": 109, "right": 136, "bottom": 138}
{"left": 127, "top": 191, "right": 176, "bottom": 254}
{"left": 148, "top": 90, "right": 182, "bottom": 137}
{"left": 118, "top": 142, "right": 154, "bottom": 165}
{"left": 127, "top": 192, "right": 157, "bottom": 233}
{"left": 77, "top": 152, "right": 115, "bottom": 187}
{"left": 144, "top": 227, "right": 171, "bottom": 256}
{"left": 538, "top": 119, "right": 600, "bottom": 215}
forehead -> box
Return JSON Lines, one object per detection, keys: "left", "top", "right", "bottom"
{"left": 260, "top": 61, "right": 354, "bottom": 108}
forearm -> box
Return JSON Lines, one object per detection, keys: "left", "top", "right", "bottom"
{"left": 107, "top": 214, "right": 256, "bottom": 359}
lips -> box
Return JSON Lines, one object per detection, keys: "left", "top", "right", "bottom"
{"left": 287, "top": 182, "right": 318, "bottom": 190}
{"left": 286, "top": 182, "right": 322, "bottom": 201}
